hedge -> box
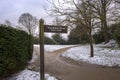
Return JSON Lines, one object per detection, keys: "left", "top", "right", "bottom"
{"left": 0, "top": 25, "right": 33, "bottom": 78}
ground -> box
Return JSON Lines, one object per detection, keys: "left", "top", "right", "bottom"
{"left": 30, "top": 45, "right": 120, "bottom": 80}
{"left": 6, "top": 44, "right": 120, "bottom": 80}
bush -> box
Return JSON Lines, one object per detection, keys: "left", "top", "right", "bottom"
{"left": 93, "top": 31, "right": 104, "bottom": 44}
{"left": 0, "top": 25, "right": 33, "bottom": 77}
{"left": 109, "top": 22, "right": 120, "bottom": 47}
{"left": 52, "top": 34, "right": 67, "bottom": 45}
{"left": 44, "top": 36, "right": 58, "bottom": 44}
{"left": 33, "top": 36, "right": 58, "bottom": 44}
{"left": 33, "top": 37, "right": 39, "bottom": 44}
{"left": 67, "top": 34, "right": 80, "bottom": 44}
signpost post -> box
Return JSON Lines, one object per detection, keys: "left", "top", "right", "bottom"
{"left": 39, "top": 19, "right": 67, "bottom": 80}
{"left": 39, "top": 19, "right": 44, "bottom": 80}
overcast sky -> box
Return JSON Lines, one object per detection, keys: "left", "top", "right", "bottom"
{"left": 0, "top": 0, "right": 54, "bottom": 25}
{"left": 0, "top": 0, "right": 68, "bottom": 39}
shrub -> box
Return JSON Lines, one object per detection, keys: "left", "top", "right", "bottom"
{"left": 109, "top": 22, "right": 120, "bottom": 47}
{"left": 33, "top": 36, "right": 58, "bottom": 44}
{"left": 52, "top": 34, "right": 67, "bottom": 45}
{"left": 0, "top": 25, "right": 33, "bottom": 77}
{"left": 44, "top": 36, "right": 58, "bottom": 44}
{"left": 93, "top": 31, "right": 104, "bottom": 44}
{"left": 67, "top": 34, "right": 80, "bottom": 44}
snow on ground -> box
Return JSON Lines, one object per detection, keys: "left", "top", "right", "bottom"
{"left": 9, "top": 69, "right": 57, "bottom": 80}
{"left": 98, "top": 39, "right": 118, "bottom": 47}
{"left": 31, "top": 45, "right": 74, "bottom": 63}
{"left": 62, "top": 45, "right": 120, "bottom": 67}
{"left": 104, "top": 39, "right": 117, "bottom": 47}
{"left": 34, "top": 45, "right": 75, "bottom": 52}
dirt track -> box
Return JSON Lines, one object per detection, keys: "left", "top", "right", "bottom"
{"left": 33, "top": 46, "right": 120, "bottom": 80}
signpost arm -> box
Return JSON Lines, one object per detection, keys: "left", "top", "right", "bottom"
{"left": 39, "top": 19, "right": 44, "bottom": 80}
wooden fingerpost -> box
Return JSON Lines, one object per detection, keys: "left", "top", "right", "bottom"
{"left": 39, "top": 19, "right": 44, "bottom": 80}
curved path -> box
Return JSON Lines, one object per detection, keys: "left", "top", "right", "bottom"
{"left": 34, "top": 46, "right": 120, "bottom": 80}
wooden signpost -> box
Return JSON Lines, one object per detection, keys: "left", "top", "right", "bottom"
{"left": 39, "top": 19, "right": 67, "bottom": 80}
{"left": 44, "top": 25, "right": 67, "bottom": 33}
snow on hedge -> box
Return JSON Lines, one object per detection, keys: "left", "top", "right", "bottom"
{"left": 62, "top": 45, "right": 120, "bottom": 67}
{"left": 9, "top": 69, "right": 57, "bottom": 80}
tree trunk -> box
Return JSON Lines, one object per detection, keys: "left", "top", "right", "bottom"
{"left": 103, "top": 28, "right": 109, "bottom": 43}
{"left": 101, "top": 0, "right": 109, "bottom": 43}
{"left": 89, "top": 32, "right": 94, "bottom": 57}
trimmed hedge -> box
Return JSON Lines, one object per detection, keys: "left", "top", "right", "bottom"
{"left": 0, "top": 25, "right": 33, "bottom": 77}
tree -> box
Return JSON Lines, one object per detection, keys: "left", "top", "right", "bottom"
{"left": 18, "top": 13, "right": 38, "bottom": 35}
{"left": 5, "top": 20, "right": 11, "bottom": 26}
{"left": 68, "top": 24, "right": 89, "bottom": 44}
{"left": 33, "top": 36, "right": 57, "bottom": 44}
{"left": 48, "top": 0, "right": 95, "bottom": 57}
{"left": 89, "top": 0, "right": 114, "bottom": 43}
{"left": 52, "top": 33, "right": 67, "bottom": 44}
{"left": 53, "top": 17, "right": 63, "bottom": 26}
{"left": 18, "top": 13, "right": 38, "bottom": 57}
{"left": 44, "top": 36, "right": 58, "bottom": 44}
{"left": 115, "top": 0, "right": 120, "bottom": 4}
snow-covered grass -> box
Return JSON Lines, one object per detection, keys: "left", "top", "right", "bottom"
{"left": 62, "top": 45, "right": 120, "bottom": 67}
{"left": 34, "top": 45, "right": 75, "bottom": 52}
{"left": 9, "top": 69, "right": 57, "bottom": 80}
{"left": 98, "top": 39, "right": 118, "bottom": 48}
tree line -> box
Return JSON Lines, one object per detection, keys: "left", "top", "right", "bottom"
{"left": 3, "top": 0, "right": 120, "bottom": 57}
{"left": 46, "top": 0, "right": 120, "bottom": 57}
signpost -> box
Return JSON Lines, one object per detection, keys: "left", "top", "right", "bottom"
{"left": 44, "top": 25, "right": 67, "bottom": 33}
{"left": 39, "top": 19, "right": 67, "bottom": 80}
{"left": 39, "top": 19, "right": 44, "bottom": 80}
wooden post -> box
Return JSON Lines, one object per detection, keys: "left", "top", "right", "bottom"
{"left": 39, "top": 19, "right": 44, "bottom": 80}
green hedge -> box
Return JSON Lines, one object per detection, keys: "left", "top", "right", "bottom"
{"left": 0, "top": 25, "right": 33, "bottom": 77}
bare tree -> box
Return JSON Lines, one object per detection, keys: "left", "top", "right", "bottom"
{"left": 18, "top": 13, "right": 38, "bottom": 35}
{"left": 52, "top": 17, "right": 63, "bottom": 25}
{"left": 89, "top": 0, "right": 113, "bottom": 43}
{"left": 48, "top": 0, "right": 95, "bottom": 57}
{"left": 115, "top": 0, "right": 120, "bottom": 4}
{"left": 5, "top": 20, "right": 11, "bottom": 26}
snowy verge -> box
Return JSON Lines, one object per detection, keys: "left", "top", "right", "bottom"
{"left": 34, "top": 45, "right": 75, "bottom": 52}
{"left": 9, "top": 69, "right": 57, "bottom": 80}
{"left": 97, "top": 39, "right": 118, "bottom": 48}
{"left": 62, "top": 45, "right": 120, "bottom": 67}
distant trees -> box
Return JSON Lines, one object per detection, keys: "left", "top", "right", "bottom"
{"left": 68, "top": 24, "right": 89, "bottom": 44}
{"left": 44, "top": 36, "right": 58, "bottom": 44}
{"left": 52, "top": 33, "right": 67, "bottom": 44}
{"left": 33, "top": 36, "right": 57, "bottom": 44}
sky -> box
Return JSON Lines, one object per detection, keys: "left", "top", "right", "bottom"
{"left": 0, "top": 0, "right": 69, "bottom": 39}
{"left": 0, "top": 0, "right": 54, "bottom": 25}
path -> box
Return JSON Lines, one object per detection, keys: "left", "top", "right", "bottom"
{"left": 33, "top": 46, "right": 120, "bottom": 80}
